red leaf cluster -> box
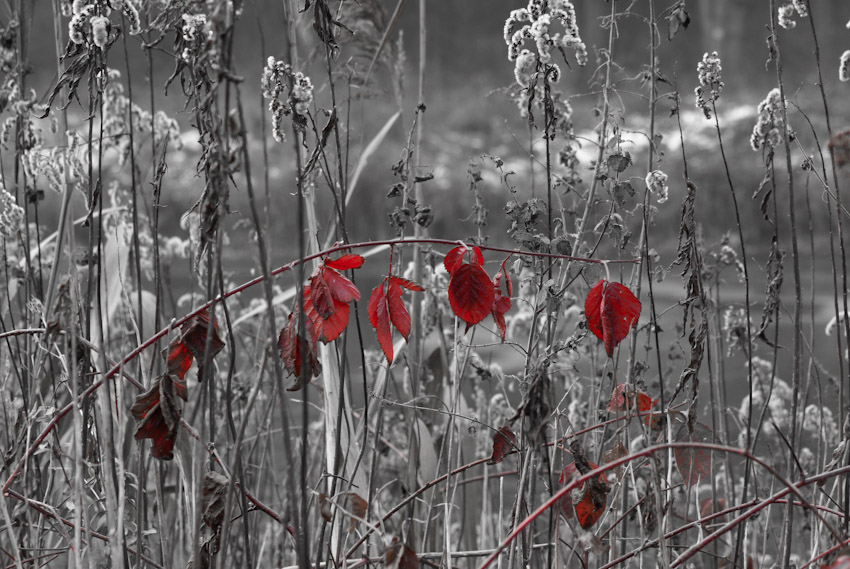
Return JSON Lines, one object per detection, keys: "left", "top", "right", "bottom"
{"left": 486, "top": 426, "right": 516, "bottom": 465}
{"left": 368, "top": 275, "right": 423, "bottom": 363}
{"left": 133, "top": 309, "right": 224, "bottom": 460}
{"left": 559, "top": 462, "right": 608, "bottom": 529}
{"left": 584, "top": 279, "right": 641, "bottom": 357}
{"left": 278, "top": 254, "right": 363, "bottom": 385}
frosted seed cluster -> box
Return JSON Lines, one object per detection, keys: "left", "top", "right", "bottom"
{"left": 695, "top": 51, "right": 723, "bottom": 119}
{"left": 504, "top": 0, "right": 586, "bottom": 88}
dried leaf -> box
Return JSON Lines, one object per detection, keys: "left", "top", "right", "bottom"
{"left": 487, "top": 426, "right": 516, "bottom": 465}
{"left": 673, "top": 421, "right": 713, "bottom": 486}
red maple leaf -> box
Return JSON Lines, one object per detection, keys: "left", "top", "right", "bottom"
{"left": 368, "top": 276, "right": 423, "bottom": 363}
{"left": 584, "top": 279, "right": 641, "bottom": 357}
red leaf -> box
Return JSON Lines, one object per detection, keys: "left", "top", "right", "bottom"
{"left": 368, "top": 283, "right": 393, "bottom": 363}
{"left": 384, "top": 539, "right": 418, "bottom": 569}
{"left": 584, "top": 280, "right": 641, "bottom": 357}
{"left": 393, "top": 277, "right": 425, "bottom": 292}
{"left": 310, "top": 273, "right": 335, "bottom": 319}
{"left": 575, "top": 489, "right": 606, "bottom": 530}
{"left": 825, "top": 557, "right": 850, "bottom": 569}
{"left": 471, "top": 246, "right": 484, "bottom": 266}
{"left": 322, "top": 266, "right": 360, "bottom": 303}
{"left": 133, "top": 376, "right": 181, "bottom": 460}
{"left": 166, "top": 340, "right": 193, "bottom": 387}
{"left": 491, "top": 268, "right": 512, "bottom": 342}
{"left": 278, "top": 313, "right": 321, "bottom": 387}
{"left": 559, "top": 461, "right": 607, "bottom": 529}
{"left": 487, "top": 426, "right": 516, "bottom": 465}
{"left": 444, "top": 246, "right": 467, "bottom": 275}
{"left": 386, "top": 278, "right": 411, "bottom": 340}
{"left": 180, "top": 309, "right": 225, "bottom": 363}
{"left": 448, "top": 263, "right": 495, "bottom": 326}
{"left": 324, "top": 253, "right": 364, "bottom": 270}
{"left": 674, "top": 422, "right": 713, "bottom": 487}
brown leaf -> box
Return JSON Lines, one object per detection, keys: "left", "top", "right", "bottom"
{"left": 383, "top": 538, "right": 417, "bottom": 569}
{"left": 202, "top": 471, "right": 230, "bottom": 531}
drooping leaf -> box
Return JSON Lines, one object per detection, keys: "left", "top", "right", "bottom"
{"left": 383, "top": 538, "right": 418, "bottom": 569}
{"left": 558, "top": 461, "right": 607, "bottom": 529}
{"left": 278, "top": 312, "right": 321, "bottom": 387}
{"left": 202, "top": 471, "right": 229, "bottom": 531}
{"left": 673, "top": 421, "right": 713, "bottom": 487}
{"left": 386, "top": 278, "right": 411, "bottom": 340}
{"left": 179, "top": 309, "right": 225, "bottom": 363}
{"left": 345, "top": 492, "right": 368, "bottom": 534}
{"left": 368, "top": 276, "right": 423, "bottom": 363}
{"left": 166, "top": 340, "right": 193, "bottom": 385}
{"left": 491, "top": 267, "right": 512, "bottom": 342}
{"left": 448, "top": 263, "right": 495, "bottom": 326}
{"left": 368, "top": 282, "right": 393, "bottom": 363}
{"left": 321, "top": 266, "right": 360, "bottom": 303}
{"left": 310, "top": 272, "right": 335, "bottom": 319}
{"left": 606, "top": 383, "right": 656, "bottom": 426}
{"left": 324, "top": 253, "right": 364, "bottom": 270}
{"left": 133, "top": 376, "right": 181, "bottom": 460}
{"left": 444, "top": 245, "right": 467, "bottom": 275}
{"left": 584, "top": 279, "right": 641, "bottom": 356}
{"left": 487, "top": 426, "right": 516, "bottom": 465}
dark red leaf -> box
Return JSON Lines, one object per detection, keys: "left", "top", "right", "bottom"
{"left": 448, "top": 263, "right": 495, "bottom": 326}
{"left": 324, "top": 253, "right": 364, "bottom": 270}
{"left": 393, "top": 277, "right": 425, "bottom": 291}
{"left": 278, "top": 313, "right": 321, "bottom": 387}
{"left": 673, "top": 422, "right": 713, "bottom": 487}
{"left": 575, "top": 489, "right": 606, "bottom": 530}
{"left": 180, "top": 309, "right": 225, "bottom": 363}
{"left": 384, "top": 538, "right": 418, "bottom": 569}
{"left": 133, "top": 376, "right": 181, "bottom": 460}
{"left": 322, "top": 266, "right": 360, "bottom": 303}
{"left": 471, "top": 246, "right": 484, "bottom": 266}
{"left": 491, "top": 268, "right": 512, "bottom": 342}
{"left": 130, "top": 383, "right": 160, "bottom": 421}
{"left": 386, "top": 278, "right": 411, "bottom": 340}
{"left": 368, "top": 282, "right": 393, "bottom": 363}
{"left": 487, "top": 426, "right": 516, "bottom": 465}
{"left": 310, "top": 272, "right": 335, "bottom": 319}
{"left": 443, "top": 246, "right": 466, "bottom": 275}
{"left": 559, "top": 461, "right": 607, "bottom": 529}
{"left": 825, "top": 556, "right": 850, "bottom": 569}
{"left": 584, "top": 279, "right": 641, "bottom": 357}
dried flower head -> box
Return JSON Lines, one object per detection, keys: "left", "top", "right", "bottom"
{"left": 695, "top": 51, "right": 723, "bottom": 119}
{"left": 504, "top": 0, "right": 586, "bottom": 89}
{"left": 261, "top": 57, "right": 313, "bottom": 142}
{"left": 840, "top": 50, "right": 850, "bottom": 83}
{"left": 90, "top": 15, "right": 109, "bottom": 49}
{"left": 751, "top": 88, "right": 793, "bottom": 152}
{"left": 0, "top": 184, "right": 23, "bottom": 238}
{"left": 645, "top": 170, "right": 669, "bottom": 204}
{"left": 777, "top": 1, "right": 807, "bottom": 29}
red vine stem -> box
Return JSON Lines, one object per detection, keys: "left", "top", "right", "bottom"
{"left": 475, "top": 442, "right": 844, "bottom": 569}
{"left": 2, "top": 238, "right": 634, "bottom": 494}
